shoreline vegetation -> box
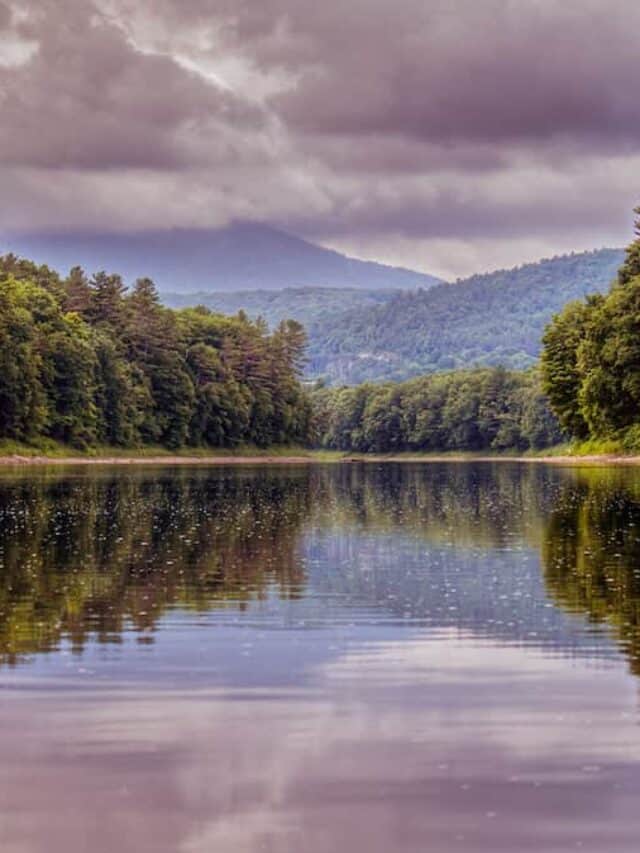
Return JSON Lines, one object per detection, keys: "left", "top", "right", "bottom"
{"left": 2, "top": 442, "right": 640, "bottom": 467}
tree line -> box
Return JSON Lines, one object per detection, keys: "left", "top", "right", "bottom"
{"left": 312, "top": 367, "right": 561, "bottom": 452}
{"left": 541, "top": 207, "right": 640, "bottom": 448}
{"left": 0, "top": 256, "right": 311, "bottom": 448}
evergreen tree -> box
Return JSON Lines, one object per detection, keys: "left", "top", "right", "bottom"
{"left": 618, "top": 207, "right": 640, "bottom": 286}
{"left": 0, "top": 255, "right": 313, "bottom": 451}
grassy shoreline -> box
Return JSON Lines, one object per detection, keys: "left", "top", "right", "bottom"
{"left": 0, "top": 440, "right": 322, "bottom": 465}
{"left": 1, "top": 440, "right": 640, "bottom": 466}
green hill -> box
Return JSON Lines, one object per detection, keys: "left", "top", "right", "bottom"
{"left": 307, "top": 249, "right": 625, "bottom": 384}
{"left": 160, "top": 248, "right": 625, "bottom": 385}
{"left": 162, "top": 287, "right": 397, "bottom": 330}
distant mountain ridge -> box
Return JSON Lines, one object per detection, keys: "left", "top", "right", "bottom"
{"left": 161, "top": 248, "right": 625, "bottom": 385}
{"left": 0, "top": 222, "right": 442, "bottom": 292}
{"left": 162, "top": 286, "right": 399, "bottom": 330}
{"left": 306, "top": 248, "right": 625, "bottom": 384}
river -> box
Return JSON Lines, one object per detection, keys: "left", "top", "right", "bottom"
{"left": 1, "top": 462, "right": 640, "bottom": 852}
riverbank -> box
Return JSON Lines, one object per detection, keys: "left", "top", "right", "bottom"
{"left": 0, "top": 440, "right": 323, "bottom": 465}
{"left": 2, "top": 447, "right": 640, "bottom": 466}
{"left": 341, "top": 453, "right": 640, "bottom": 466}
{"left": 0, "top": 454, "right": 319, "bottom": 466}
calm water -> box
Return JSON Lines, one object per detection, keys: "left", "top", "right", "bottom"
{"left": 2, "top": 462, "right": 640, "bottom": 852}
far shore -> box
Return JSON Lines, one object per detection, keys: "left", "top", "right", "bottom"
{"left": 2, "top": 451, "right": 640, "bottom": 467}
{"left": 358, "top": 453, "right": 640, "bottom": 466}
{"left": 0, "top": 454, "right": 315, "bottom": 467}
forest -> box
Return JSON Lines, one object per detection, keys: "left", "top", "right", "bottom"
{"left": 306, "top": 249, "right": 623, "bottom": 384}
{"left": 311, "top": 213, "right": 640, "bottom": 455}
{"left": 163, "top": 286, "right": 398, "bottom": 332}
{"left": 0, "top": 248, "right": 565, "bottom": 454}
{"left": 312, "top": 367, "right": 561, "bottom": 453}
{"left": 0, "top": 255, "right": 311, "bottom": 449}
{"left": 541, "top": 208, "right": 640, "bottom": 449}
{"left": 163, "top": 249, "right": 622, "bottom": 386}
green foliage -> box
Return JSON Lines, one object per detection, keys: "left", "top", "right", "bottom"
{"left": 163, "top": 287, "right": 398, "bottom": 332}
{"left": 313, "top": 367, "right": 562, "bottom": 452}
{"left": 618, "top": 207, "right": 640, "bottom": 285}
{"left": 541, "top": 209, "right": 640, "bottom": 448}
{"left": 541, "top": 300, "right": 592, "bottom": 438}
{"left": 0, "top": 256, "right": 312, "bottom": 450}
{"left": 0, "top": 276, "right": 47, "bottom": 439}
{"left": 166, "top": 251, "right": 623, "bottom": 386}
{"left": 304, "top": 249, "right": 623, "bottom": 384}
{"left": 40, "top": 311, "right": 99, "bottom": 446}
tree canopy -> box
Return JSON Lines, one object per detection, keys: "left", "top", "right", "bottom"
{"left": 312, "top": 367, "right": 561, "bottom": 453}
{"left": 0, "top": 255, "right": 312, "bottom": 449}
{"left": 541, "top": 208, "right": 640, "bottom": 448}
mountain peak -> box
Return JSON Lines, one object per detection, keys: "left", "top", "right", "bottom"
{"left": 0, "top": 224, "right": 442, "bottom": 293}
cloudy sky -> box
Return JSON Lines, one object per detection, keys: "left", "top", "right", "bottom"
{"left": 1, "top": 0, "right": 639, "bottom": 278}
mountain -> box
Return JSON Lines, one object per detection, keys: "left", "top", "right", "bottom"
{"left": 305, "top": 248, "right": 625, "bottom": 384}
{"left": 0, "top": 222, "right": 442, "bottom": 292}
{"left": 2, "top": 227, "right": 623, "bottom": 387}
{"left": 162, "top": 286, "right": 399, "bottom": 330}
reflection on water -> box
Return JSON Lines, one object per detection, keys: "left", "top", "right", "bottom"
{"left": 2, "top": 463, "right": 640, "bottom": 852}
{"left": 542, "top": 468, "right": 640, "bottom": 673}
{"left": 0, "top": 469, "right": 311, "bottom": 664}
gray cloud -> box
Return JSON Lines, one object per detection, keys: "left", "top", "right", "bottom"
{"left": 0, "top": 3, "right": 11, "bottom": 29}
{"left": 270, "top": 3, "right": 640, "bottom": 147}
{"left": 0, "top": 0, "right": 267, "bottom": 170}
{"left": 1, "top": 0, "right": 639, "bottom": 276}
{"left": 141, "top": 0, "right": 640, "bottom": 146}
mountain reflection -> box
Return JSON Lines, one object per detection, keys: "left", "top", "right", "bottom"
{"left": 2, "top": 463, "right": 640, "bottom": 673}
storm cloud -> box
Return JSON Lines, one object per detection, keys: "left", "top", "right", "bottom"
{"left": 1, "top": 0, "right": 639, "bottom": 276}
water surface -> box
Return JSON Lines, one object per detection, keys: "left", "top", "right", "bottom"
{"left": 2, "top": 462, "right": 640, "bottom": 852}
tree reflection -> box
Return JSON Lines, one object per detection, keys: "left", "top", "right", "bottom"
{"left": 542, "top": 468, "right": 640, "bottom": 674}
{"left": 0, "top": 468, "right": 311, "bottom": 664}
{"left": 5, "top": 463, "right": 640, "bottom": 674}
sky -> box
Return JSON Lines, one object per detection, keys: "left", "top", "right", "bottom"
{"left": 0, "top": 0, "right": 639, "bottom": 279}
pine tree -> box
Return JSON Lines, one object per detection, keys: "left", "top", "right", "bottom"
{"left": 618, "top": 206, "right": 640, "bottom": 286}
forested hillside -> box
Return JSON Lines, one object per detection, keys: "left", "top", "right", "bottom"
{"left": 162, "top": 287, "right": 397, "bottom": 330}
{"left": 307, "top": 249, "right": 624, "bottom": 384}
{"left": 0, "top": 255, "right": 311, "bottom": 449}
{"left": 312, "top": 368, "right": 561, "bottom": 453}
